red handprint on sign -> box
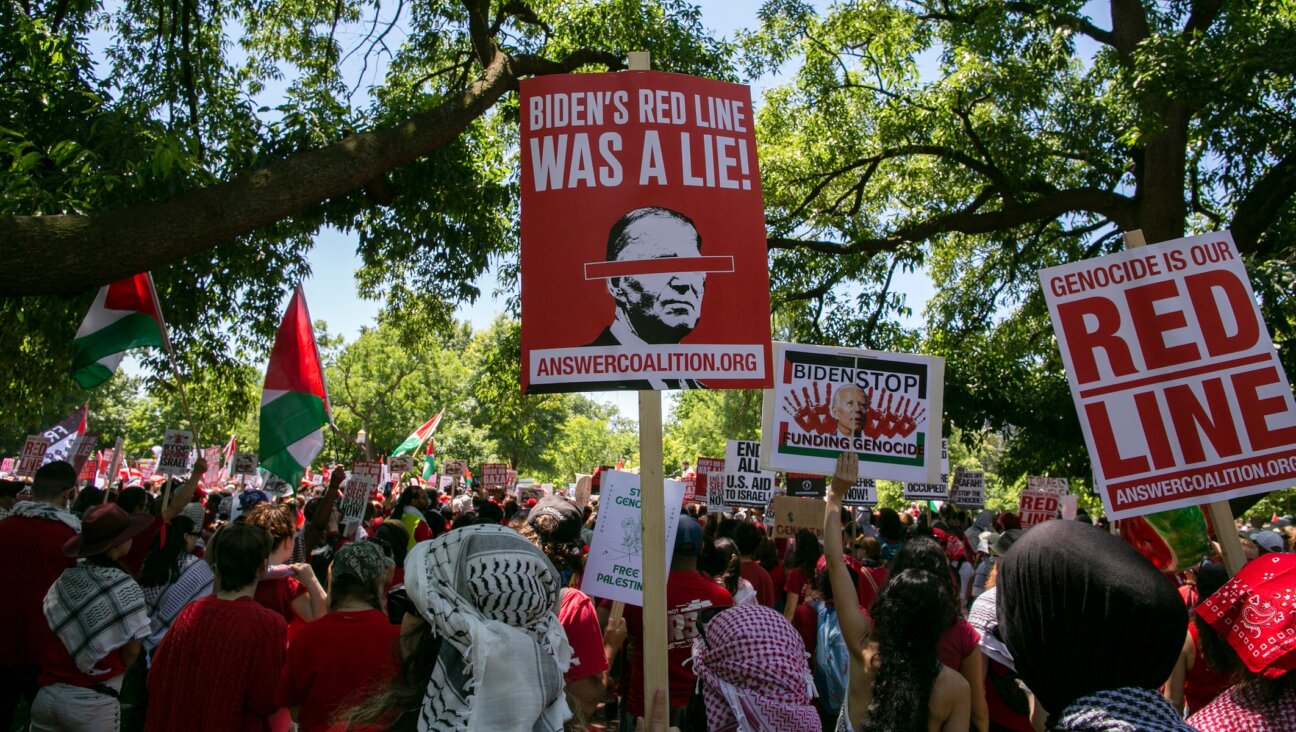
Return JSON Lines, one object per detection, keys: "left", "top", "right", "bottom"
{"left": 783, "top": 382, "right": 838, "bottom": 435}
{"left": 888, "top": 398, "right": 926, "bottom": 438}
{"left": 864, "top": 390, "right": 926, "bottom": 438}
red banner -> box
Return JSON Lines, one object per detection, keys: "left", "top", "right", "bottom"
{"left": 519, "top": 71, "right": 772, "bottom": 394}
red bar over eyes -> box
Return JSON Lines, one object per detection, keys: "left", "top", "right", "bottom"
{"left": 584, "top": 256, "right": 735, "bottom": 280}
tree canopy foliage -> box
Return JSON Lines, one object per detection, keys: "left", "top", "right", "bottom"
{"left": 3, "top": 1, "right": 1296, "bottom": 505}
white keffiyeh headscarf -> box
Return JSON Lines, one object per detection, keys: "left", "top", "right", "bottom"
{"left": 12, "top": 500, "right": 81, "bottom": 531}
{"left": 404, "top": 524, "right": 572, "bottom": 732}
{"left": 44, "top": 564, "right": 150, "bottom": 675}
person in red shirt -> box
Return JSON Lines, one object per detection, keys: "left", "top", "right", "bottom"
{"left": 243, "top": 502, "right": 328, "bottom": 625}
{"left": 783, "top": 528, "right": 823, "bottom": 620}
{"left": 146, "top": 522, "right": 287, "bottom": 731}
{"left": 276, "top": 540, "right": 399, "bottom": 732}
{"left": 734, "top": 522, "right": 775, "bottom": 607}
{"left": 618, "top": 513, "right": 732, "bottom": 727}
{"left": 117, "top": 457, "right": 206, "bottom": 578}
{"left": 33, "top": 503, "right": 155, "bottom": 731}
{"left": 0, "top": 461, "right": 80, "bottom": 729}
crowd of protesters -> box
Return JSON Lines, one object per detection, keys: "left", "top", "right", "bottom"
{"left": 0, "top": 453, "right": 1293, "bottom": 732}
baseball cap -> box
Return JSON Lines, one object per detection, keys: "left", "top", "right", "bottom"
{"left": 675, "top": 514, "right": 704, "bottom": 556}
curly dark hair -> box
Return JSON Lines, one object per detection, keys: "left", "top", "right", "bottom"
{"left": 860, "top": 568, "right": 954, "bottom": 732}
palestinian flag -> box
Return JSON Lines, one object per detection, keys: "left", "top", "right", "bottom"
{"left": 421, "top": 439, "right": 437, "bottom": 481}
{"left": 217, "top": 435, "right": 237, "bottom": 480}
{"left": 259, "top": 286, "right": 331, "bottom": 487}
{"left": 71, "top": 273, "right": 169, "bottom": 388}
{"left": 393, "top": 410, "right": 445, "bottom": 456}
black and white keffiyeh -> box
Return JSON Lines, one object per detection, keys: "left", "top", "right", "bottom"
{"left": 1052, "top": 687, "right": 1194, "bottom": 731}
{"left": 404, "top": 524, "right": 572, "bottom": 732}
{"left": 44, "top": 563, "right": 151, "bottom": 674}
{"left": 141, "top": 554, "right": 213, "bottom": 653}
{"left": 12, "top": 500, "right": 81, "bottom": 531}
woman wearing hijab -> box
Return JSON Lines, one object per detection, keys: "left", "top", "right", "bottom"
{"left": 824, "top": 453, "right": 970, "bottom": 732}
{"left": 1187, "top": 553, "right": 1296, "bottom": 730}
{"left": 33, "top": 504, "right": 155, "bottom": 731}
{"left": 689, "top": 603, "right": 820, "bottom": 731}
{"left": 340, "top": 524, "right": 572, "bottom": 731}
{"left": 997, "top": 519, "right": 1191, "bottom": 730}
{"left": 276, "top": 540, "right": 399, "bottom": 732}
{"left": 137, "top": 514, "right": 214, "bottom": 655}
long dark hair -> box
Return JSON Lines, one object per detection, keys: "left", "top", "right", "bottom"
{"left": 890, "top": 536, "right": 959, "bottom": 621}
{"left": 860, "top": 569, "right": 953, "bottom": 732}
{"left": 792, "top": 529, "right": 822, "bottom": 576}
{"left": 699, "top": 536, "right": 742, "bottom": 597}
{"left": 139, "top": 516, "right": 197, "bottom": 588}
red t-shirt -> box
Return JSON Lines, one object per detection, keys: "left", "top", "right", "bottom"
{"left": 558, "top": 588, "right": 608, "bottom": 683}
{"left": 0, "top": 515, "right": 76, "bottom": 667}
{"left": 38, "top": 634, "right": 127, "bottom": 687}
{"left": 790, "top": 603, "right": 818, "bottom": 660}
{"left": 739, "top": 561, "right": 774, "bottom": 607}
{"left": 937, "top": 618, "right": 981, "bottom": 671}
{"left": 621, "top": 571, "right": 732, "bottom": 716}
{"left": 855, "top": 566, "right": 889, "bottom": 611}
{"left": 146, "top": 596, "right": 287, "bottom": 732}
{"left": 255, "top": 575, "right": 306, "bottom": 625}
{"left": 275, "top": 609, "right": 399, "bottom": 732}
{"left": 121, "top": 514, "right": 164, "bottom": 578}
{"left": 768, "top": 564, "right": 785, "bottom": 605}
{"left": 784, "top": 567, "right": 819, "bottom": 608}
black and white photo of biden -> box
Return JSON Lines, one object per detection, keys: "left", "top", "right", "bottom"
{"left": 586, "top": 206, "right": 704, "bottom": 389}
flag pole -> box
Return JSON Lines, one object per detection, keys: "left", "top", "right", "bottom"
{"left": 146, "top": 273, "right": 205, "bottom": 443}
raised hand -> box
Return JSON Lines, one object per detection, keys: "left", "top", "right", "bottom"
{"left": 826, "top": 451, "right": 859, "bottom": 507}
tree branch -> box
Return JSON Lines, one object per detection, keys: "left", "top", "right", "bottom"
{"left": 769, "top": 187, "right": 1135, "bottom": 256}
{"left": 1231, "top": 150, "right": 1296, "bottom": 256}
{"left": 0, "top": 44, "right": 624, "bottom": 296}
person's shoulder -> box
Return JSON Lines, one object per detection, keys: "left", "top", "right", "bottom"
{"left": 931, "top": 664, "right": 971, "bottom": 719}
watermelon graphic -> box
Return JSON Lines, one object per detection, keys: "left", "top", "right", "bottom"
{"left": 1121, "top": 506, "right": 1210, "bottom": 572}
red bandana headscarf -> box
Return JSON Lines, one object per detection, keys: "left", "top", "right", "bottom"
{"left": 1196, "top": 554, "right": 1296, "bottom": 680}
{"left": 690, "top": 603, "right": 820, "bottom": 732}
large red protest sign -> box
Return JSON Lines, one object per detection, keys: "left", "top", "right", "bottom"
{"left": 1040, "top": 231, "right": 1296, "bottom": 519}
{"left": 519, "top": 71, "right": 772, "bottom": 394}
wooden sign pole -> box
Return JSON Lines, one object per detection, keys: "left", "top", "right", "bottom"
{"left": 627, "top": 48, "right": 671, "bottom": 718}
{"left": 1122, "top": 229, "right": 1246, "bottom": 575}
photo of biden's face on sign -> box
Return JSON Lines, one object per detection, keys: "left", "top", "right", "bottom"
{"left": 587, "top": 207, "right": 706, "bottom": 347}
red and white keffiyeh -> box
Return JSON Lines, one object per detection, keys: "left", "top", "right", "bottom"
{"left": 690, "top": 603, "right": 819, "bottom": 732}
{"left": 1196, "top": 553, "right": 1296, "bottom": 680}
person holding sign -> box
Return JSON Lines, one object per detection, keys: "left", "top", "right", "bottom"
{"left": 824, "top": 452, "right": 971, "bottom": 732}
{"left": 616, "top": 514, "right": 732, "bottom": 727}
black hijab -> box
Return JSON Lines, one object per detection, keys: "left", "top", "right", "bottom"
{"left": 997, "top": 520, "right": 1187, "bottom": 716}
